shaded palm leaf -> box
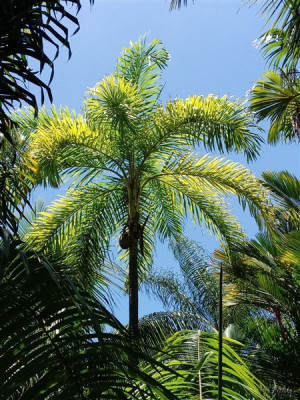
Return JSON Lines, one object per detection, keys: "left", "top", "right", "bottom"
{"left": 249, "top": 70, "right": 300, "bottom": 143}
{"left": 0, "top": 230, "right": 180, "bottom": 400}
{"left": 0, "top": 0, "right": 94, "bottom": 144}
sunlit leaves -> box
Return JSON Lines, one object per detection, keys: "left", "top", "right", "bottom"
{"left": 153, "top": 95, "right": 262, "bottom": 161}
{"left": 148, "top": 330, "right": 270, "bottom": 400}
{"left": 116, "top": 34, "right": 169, "bottom": 113}
{"left": 27, "top": 36, "right": 268, "bottom": 297}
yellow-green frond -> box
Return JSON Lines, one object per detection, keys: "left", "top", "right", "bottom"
{"left": 144, "top": 152, "right": 272, "bottom": 230}
{"left": 85, "top": 75, "right": 142, "bottom": 131}
{"left": 27, "top": 183, "right": 125, "bottom": 253}
{"left": 153, "top": 95, "right": 262, "bottom": 161}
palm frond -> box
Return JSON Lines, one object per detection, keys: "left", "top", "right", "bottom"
{"left": 216, "top": 229, "right": 300, "bottom": 397}
{"left": 149, "top": 330, "right": 271, "bottom": 400}
{"left": 0, "top": 231, "right": 178, "bottom": 400}
{"left": 0, "top": 0, "right": 94, "bottom": 143}
{"left": 262, "top": 170, "right": 300, "bottom": 211}
{"left": 28, "top": 183, "right": 127, "bottom": 289}
{"left": 139, "top": 311, "right": 207, "bottom": 350}
{"left": 85, "top": 75, "right": 143, "bottom": 135}
{"left": 169, "top": 0, "right": 191, "bottom": 11}
{"left": 249, "top": 70, "right": 300, "bottom": 143}
{"left": 116, "top": 34, "right": 169, "bottom": 113}
{"left": 28, "top": 106, "right": 123, "bottom": 187}
{"left": 252, "top": 0, "right": 300, "bottom": 68}
{"left": 153, "top": 95, "right": 262, "bottom": 161}
{"left": 0, "top": 127, "right": 37, "bottom": 233}
{"left": 156, "top": 152, "right": 271, "bottom": 226}
{"left": 158, "top": 176, "right": 245, "bottom": 245}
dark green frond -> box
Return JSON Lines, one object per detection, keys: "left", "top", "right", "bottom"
{"left": 262, "top": 170, "right": 300, "bottom": 211}
{"left": 0, "top": 232, "right": 178, "bottom": 400}
{"left": 249, "top": 70, "right": 300, "bottom": 144}
{"left": 253, "top": 0, "right": 300, "bottom": 68}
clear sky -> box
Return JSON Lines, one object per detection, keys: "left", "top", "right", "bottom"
{"left": 32, "top": 0, "right": 299, "bottom": 324}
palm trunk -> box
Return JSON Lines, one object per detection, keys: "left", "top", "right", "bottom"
{"left": 127, "top": 194, "right": 140, "bottom": 366}
{"left": 128, "top": 235, "right": 139, "bottom": 341}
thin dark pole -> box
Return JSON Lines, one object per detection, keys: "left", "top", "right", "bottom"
{"left": 218, "top": 264, "right": 223, "bottom": 400}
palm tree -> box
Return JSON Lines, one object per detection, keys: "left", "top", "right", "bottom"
{"left": 142, "top": 236, "right": 219, "bottom": 332}
{"left": 141, "top": 236, "right": 258, "bottom": 400}
{"left": 249, "top": 70, "right": 300, "bottom": 143}
{"left": 141, "top": 235, "right": 253, "bottom": 338}
{"left": 217, "top": 231, "right": 300, "bottom": 398}
{"left": 22, "top": 36, "right": 270, "bottom": 344}
{"left": 215, "top": 171, "right": 300, "bottom": 398}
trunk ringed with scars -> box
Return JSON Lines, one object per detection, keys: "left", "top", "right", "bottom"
{"left": 118, "top": 176, "right": 141, "bottom": 344}
{"left": 128, "top": 211, "right": 140, "bottom": 342}
{"left": 128, "top": 178, "right": 140, "bottom": 342}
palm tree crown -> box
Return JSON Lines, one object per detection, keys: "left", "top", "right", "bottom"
{"left": 22, "top": 36, "right": 270, "bottom": 340}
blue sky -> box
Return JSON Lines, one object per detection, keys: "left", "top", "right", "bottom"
{"left": 32, "top": 0, "right": 299, "bottom": 323}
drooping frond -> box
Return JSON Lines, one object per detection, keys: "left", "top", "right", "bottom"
{"left": 143, "top": 236, "right": 251, "bottom": 333}
{"left": 252, "top": 0, "right": 300, "bottom": 68}
{"left": 29, "top": 106, "right": 123, "bottom": 187}
{"left": 144, "top": 153, "right": 272, "bottom": 237}
{"left": 28, "top": 183, "right": 126, "bottom": 287}
{"left": 153, "top": 175, "right": 245, "bottom": 245}
{"left": 152, "top": 95, "right": 262, "bottom": 161}
{"left": 143, "top": 237, "right": 216, "bottom": 320}
{"left": 249, "top": 70, "right": 300, "bottom": 143}
{"left": 143, "top": 180, "right": 185, "bottom": 240}
{"left": 261, "top": 170, "right": 300, "bottom": 233}
{"left": 139, "top": 311, "right": 210, "bottom": 350}
{"left": 170, "top": 237, "right": 219, "bottom": 319}
{"left": 262, "top": 170, "right": 300, "bottom": 211}
{"left": 18, "top": 199, "right": 46, "bottom": 238}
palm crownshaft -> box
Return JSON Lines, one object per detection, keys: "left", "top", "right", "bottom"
{"left": 23, "top": 36, "right": 270, "bottom": 342}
